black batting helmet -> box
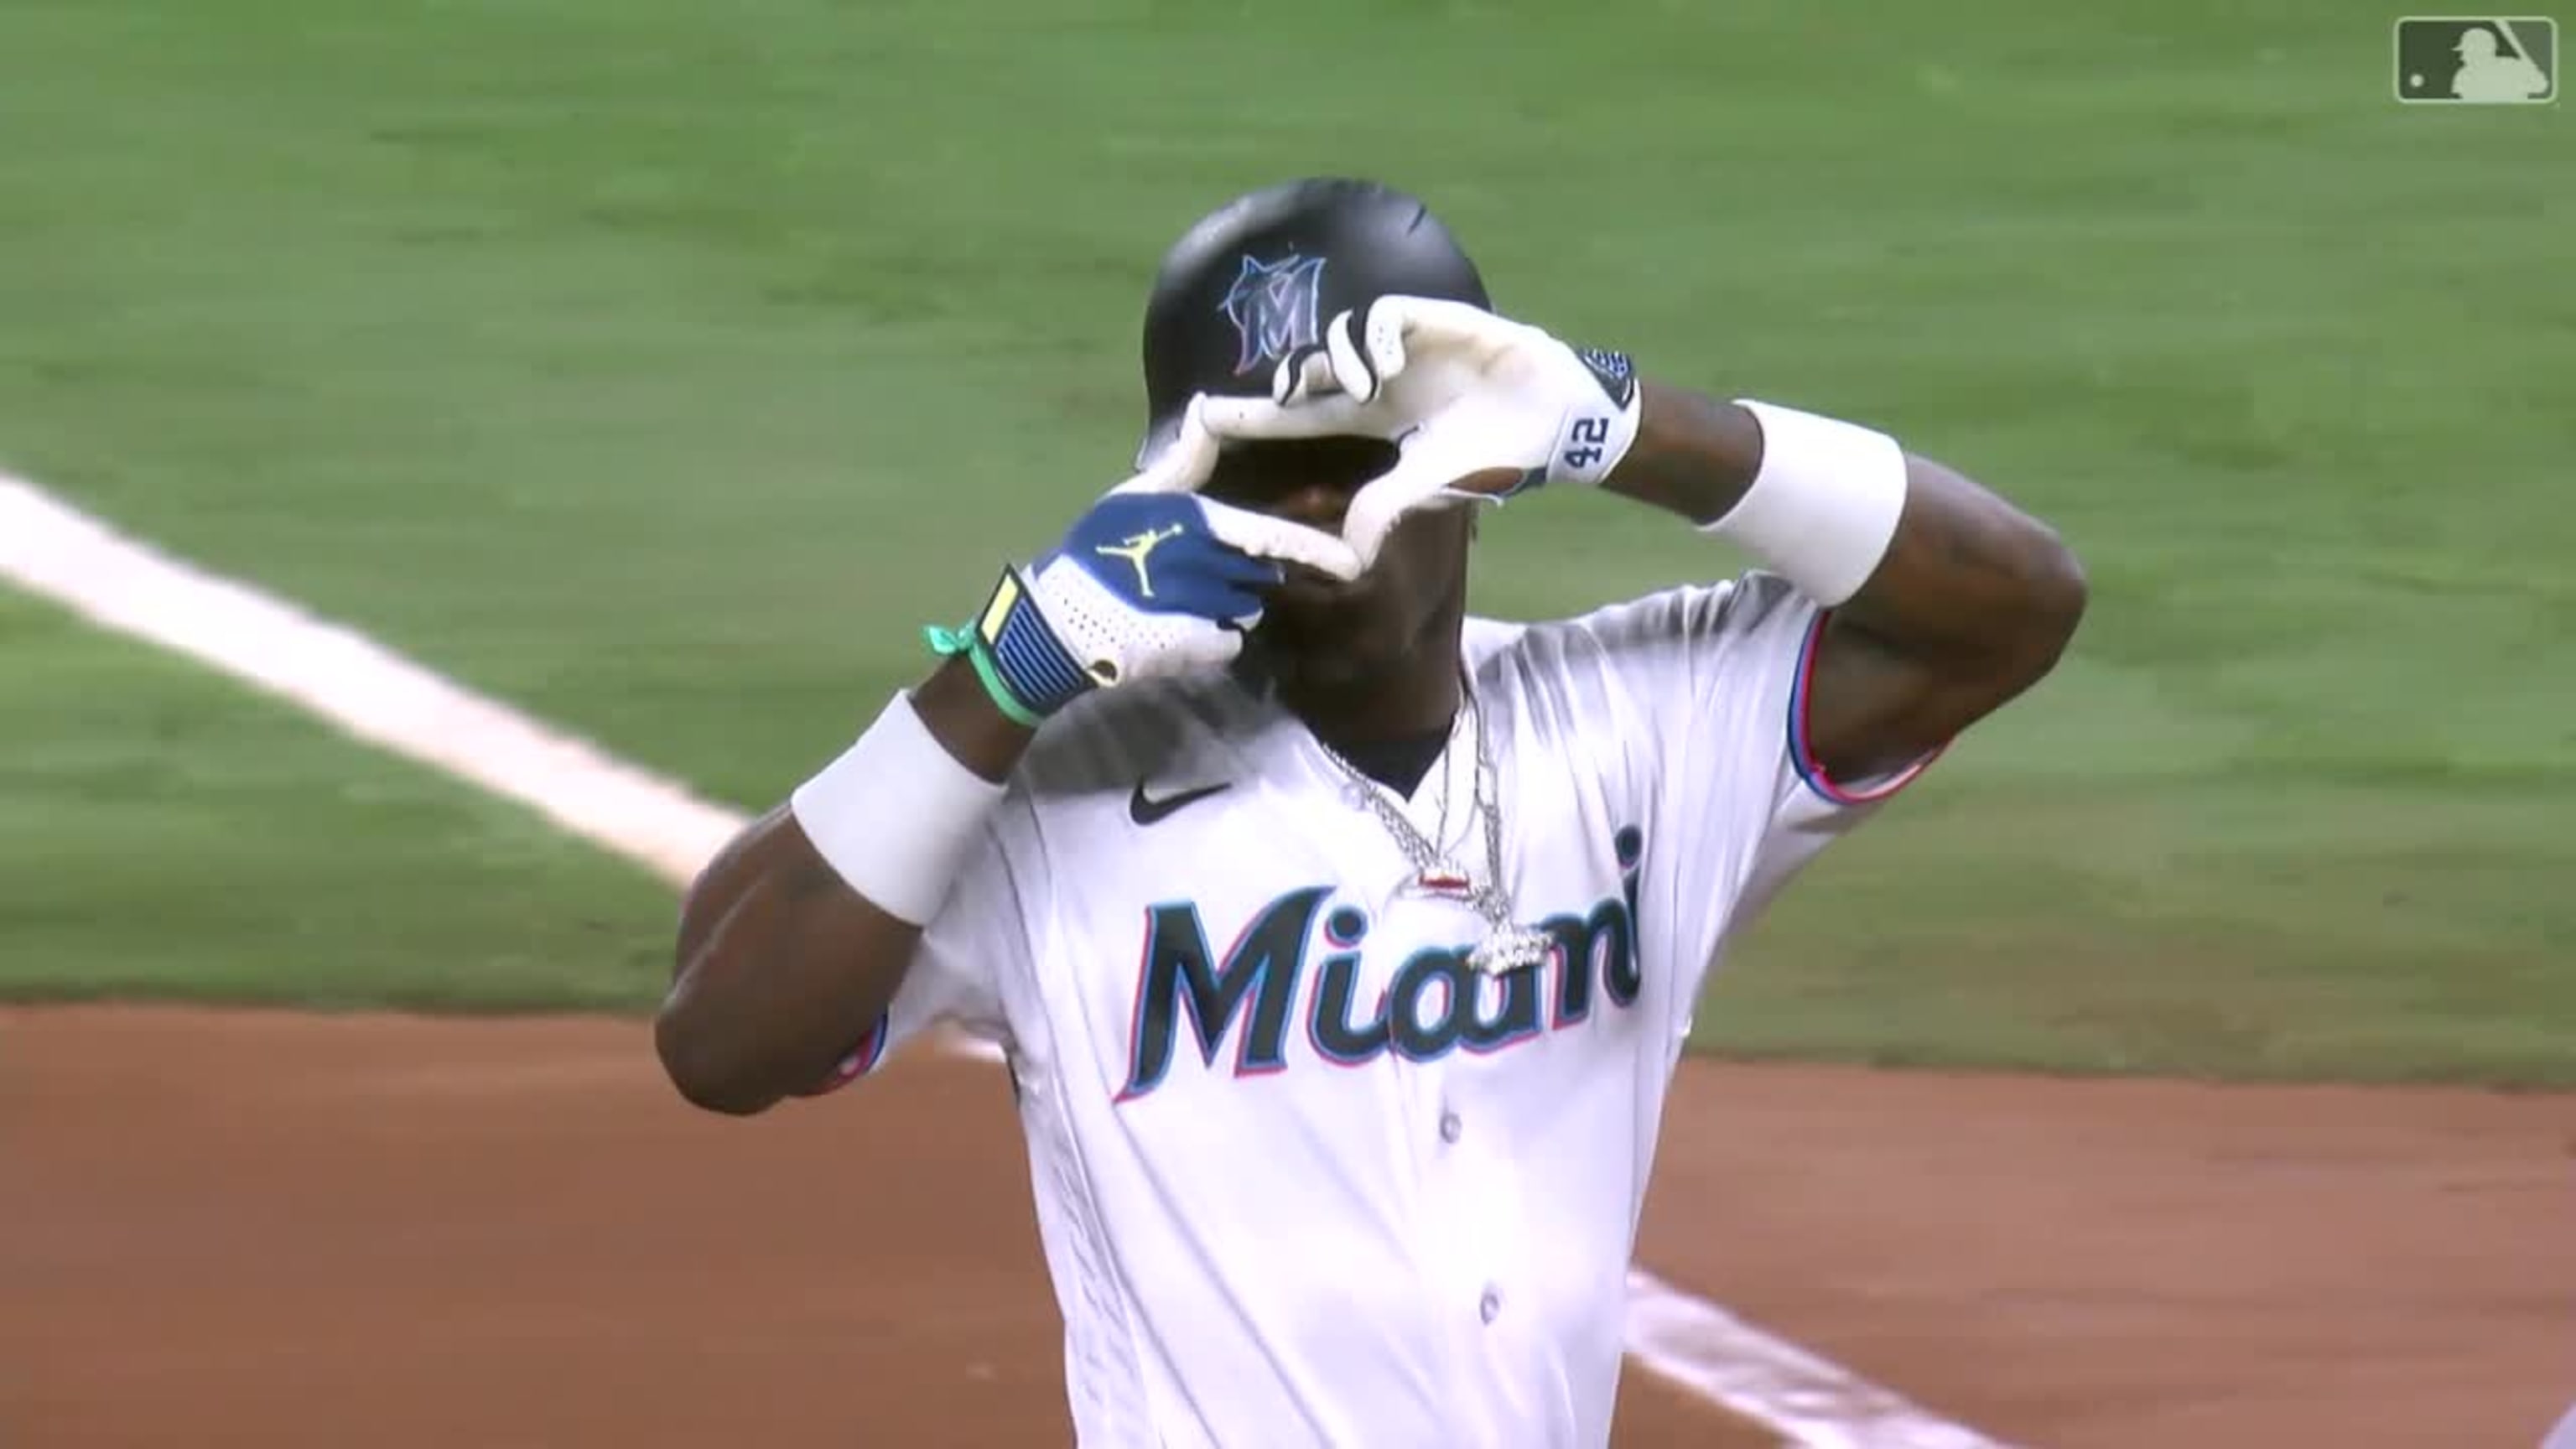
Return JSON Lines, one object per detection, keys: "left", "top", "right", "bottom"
{"left": 1132, "top": 177, "right": 1492, "bottom": 469}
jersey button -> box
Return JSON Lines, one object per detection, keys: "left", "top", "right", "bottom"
{"left": 1478, "top": 1288, "right": 1502, "bottom": 1324}
{"left": 1439, "top": 1111, "right": 1462, "bottom": 1144}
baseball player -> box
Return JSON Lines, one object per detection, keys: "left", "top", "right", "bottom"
{"left": 659, "top": 177, "right": 2087, "bottom": 1446}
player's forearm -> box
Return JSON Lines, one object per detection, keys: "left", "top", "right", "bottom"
{"left": 906, "top": 652, "right": 1044, "bottom": 783}
{"left": 656, "top": 659, "right": 1032, "bottom": 1114}
{"left": 658, "top": 815, "right": 922, "bottom": 1114}
{"left": 1605, "top": 381, "right": 2086, "bottom": 672}
{"left": 1821, "top": 453, "right": 2087, "bottom": 681}
{"left": 1598, "top": 381, "right": 1766, "bottom": 522}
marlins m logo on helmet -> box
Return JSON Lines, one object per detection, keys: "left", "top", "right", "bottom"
{"left": 1218, "top": 254, "right": 1327, "bottom": 376}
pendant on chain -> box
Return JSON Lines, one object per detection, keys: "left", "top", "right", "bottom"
{"left": 1412, "top": 867, "right": 1474, "bottom": 898}
{"left": 1467, "top": 923, "right": 1553, "bottom": 976}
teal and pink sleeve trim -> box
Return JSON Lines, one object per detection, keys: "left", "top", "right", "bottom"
{"left": 791, "top": 1009, "right": 891, "bottom": 1097}
{"left": 1785, "top": 610, "right": 1945, "bottom": 806}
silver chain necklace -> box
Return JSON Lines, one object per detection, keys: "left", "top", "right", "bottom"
{"left": 1311, "top": 673, "right": 1554, "bottom": 977}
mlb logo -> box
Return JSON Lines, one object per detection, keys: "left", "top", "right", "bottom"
{"left": 2393, "top": 17, "right": 2558, "bottom": 103}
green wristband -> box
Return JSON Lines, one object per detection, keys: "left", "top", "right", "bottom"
{"left": 923, "top": 623, "right": 1047, "bottom": 730}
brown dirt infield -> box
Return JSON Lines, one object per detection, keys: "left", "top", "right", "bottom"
{"left": 5, "top": 1005, "right": 2569, "bottom": 1447}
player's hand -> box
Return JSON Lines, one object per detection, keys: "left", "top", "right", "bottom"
{"left": 1197, "top": 296, "right": 1643, "bottom": 569}
{"left": 948, "top": 398, "right": 1363, "bottom": 722}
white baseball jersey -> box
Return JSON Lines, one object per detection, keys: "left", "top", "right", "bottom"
{"left": 812, "top": 569, "right": 1930, "bottom": 1447}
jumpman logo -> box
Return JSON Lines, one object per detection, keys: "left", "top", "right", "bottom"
{"left": 1094, "top": 524, "right": 1186, "bottom": 598}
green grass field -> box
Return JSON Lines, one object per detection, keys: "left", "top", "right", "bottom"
{"left": 3, "top": 0, "right": 2568, "bottom": 1083}
{"left": 0, "top": 595, "right": 675, "bottom": 1010}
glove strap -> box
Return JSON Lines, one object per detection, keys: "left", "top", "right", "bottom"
{"left": 924, "top": 624, "right": 1047, "bottom": 730}
{"left": 925, "top": 565, "right": 1097, "bottom": 726}
{"left": 1550, "top": 346, "right": 1644, "bottom": 486}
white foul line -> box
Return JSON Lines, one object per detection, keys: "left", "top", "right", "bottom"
{"left": 0, "top": 475, "right": 742, "bottom": 886}
{"left": 0, "top": 470, "right": 2015, "bottom": 1449}
{"left": 1623, "top": 1269, "right": 2012, "bottom": 1448}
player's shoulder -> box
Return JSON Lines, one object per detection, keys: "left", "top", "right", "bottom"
{"left": 1000, "top": 669, "right": 1255, "bottom": 805}
{"left": 1469, "top": 569, "right": 1810, "bottom": 678}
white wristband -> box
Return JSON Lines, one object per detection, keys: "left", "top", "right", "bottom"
{"left": 1702, "top": 400, "right": 1909, "bottom": 606}
{"left": 788, "top": 691, "right": 1007, "bottom": 927}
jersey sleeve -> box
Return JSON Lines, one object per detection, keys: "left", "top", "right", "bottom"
{"left": 1567, "top": 570, "right": 1941, "bottom": 1039}
{"left": 793, "top": 798, "right": 1036, "bottom": 1096}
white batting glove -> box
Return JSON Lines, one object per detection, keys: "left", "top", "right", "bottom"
{"left": 937, "top": 398, "right": 1363, "bottom": 724}
{"left": 1197, "top": 296, "right": 1643, "bottom": 569}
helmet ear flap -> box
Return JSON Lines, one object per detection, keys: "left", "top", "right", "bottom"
{"left": 1132, "top": 417, "right": 1183, "bottom": 475}
{"left": 1116, "top": 397, "right": 1226, "bottom": 496}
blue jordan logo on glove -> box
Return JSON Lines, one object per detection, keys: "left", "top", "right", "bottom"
{"left": 1052, "top": 496, "right": 1284, "bottom": 621}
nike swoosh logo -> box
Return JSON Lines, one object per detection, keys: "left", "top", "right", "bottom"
{"left": 1129, "top": 780, "right": 1233, "bottom": 825}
